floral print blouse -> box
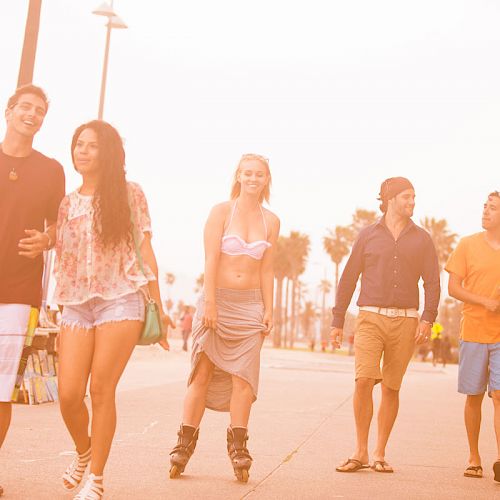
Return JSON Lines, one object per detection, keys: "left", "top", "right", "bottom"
{"left": 53, "top": 182, "right": 155, "bottom": 305}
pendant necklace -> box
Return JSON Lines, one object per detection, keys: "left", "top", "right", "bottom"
{"left": 9, "top": 168, "right": 18, "bottom": 181}
{"left": 1, "top": 145, "right": 31, "bottom": 182}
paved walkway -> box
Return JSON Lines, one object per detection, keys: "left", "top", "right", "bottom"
{"left": 2, "top": 340, "right": 499, "bottom": 499}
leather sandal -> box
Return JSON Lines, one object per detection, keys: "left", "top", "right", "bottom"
{"left": 463, "top": 465, "right": 483, "bottom": 478}
{"left": 336, "top": 458, "right": 370, "bottom": 472}
{"left": 371, "top": 460, "right": 394, "bottom": 473}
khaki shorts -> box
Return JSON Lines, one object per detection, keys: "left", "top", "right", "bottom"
{"left": 354, "top": 310, "right": 418, "bottom": 390}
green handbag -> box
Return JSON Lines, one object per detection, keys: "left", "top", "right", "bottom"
{"left": 130, "top": 195, "right": 164, "bottom": 346}
{"left": 137, "top": 294, "right": 163, "bottom": 346}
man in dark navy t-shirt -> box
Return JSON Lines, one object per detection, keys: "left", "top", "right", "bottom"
{"left": 0, "top": 85, "right": 65, "bottom": 495}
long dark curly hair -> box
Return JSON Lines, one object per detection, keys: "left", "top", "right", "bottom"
{"left": 71, "top": 120, "right": 133, "bottom": 249}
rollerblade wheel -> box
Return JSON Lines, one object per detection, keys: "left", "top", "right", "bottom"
{"left": 236, "top": 468, "right": 249, "bottom": 483}
{"left": 170, "top": 464, "right": 181, "bottom": 479}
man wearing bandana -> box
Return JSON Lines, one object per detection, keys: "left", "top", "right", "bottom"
{"left": 331, "top": 177, "right": 440, "bottom": 474}
{"left": 0, "top": 84, "right": 64, "bottom": 496}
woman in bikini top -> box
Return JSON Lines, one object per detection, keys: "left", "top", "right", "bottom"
{"left": 168, "top": 154, "right": 280, "bottom": 482}
{"left": 220, "top": 199, "right": 272, "bottom": 260}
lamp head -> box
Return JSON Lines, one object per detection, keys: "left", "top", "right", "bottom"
{"left": 92, "top": 2, "right": 116, "bottom": 18}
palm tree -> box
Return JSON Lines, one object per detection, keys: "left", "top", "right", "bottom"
{"left": 273, "top": 236, "right": 290, "bottom": 347}
{"left": 323, "top": 225, "right": 351, "bottom": 292}
{"left": 319, "top": 279, "right": 332, "bottom": 350}
{"left": 348, "top": 208, "right": 378, "bottom": 244}
{"left": 300, "top": 301, "right": 318, "bottom": 350}
{"left": 287, "top": 231, "right": 310, "bottom": 348}
{"left": 421, "top": 217, "right": 457, "bottom": 272}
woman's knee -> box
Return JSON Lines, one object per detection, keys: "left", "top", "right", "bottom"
{"left": 232, "top": 376, "right": 252, "bottom": 396}
{"left": 190, "top": 369, "right": 212, "bottom": 391}
{"left": 191, "top": 355, "right": 214, "bottom": 388}
{"left": 89, "top": 380, "right": 116, "bottom": 407}
{"left": 59, "top": 388, "right": 86, "bottom": 412}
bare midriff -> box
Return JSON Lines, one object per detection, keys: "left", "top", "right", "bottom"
{"left": 215, "top": 254, "right": 262, "bottom": 289}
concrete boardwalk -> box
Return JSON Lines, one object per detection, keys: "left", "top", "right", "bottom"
{"left": 2, "top": 340, "right": 499, "bottom": 499}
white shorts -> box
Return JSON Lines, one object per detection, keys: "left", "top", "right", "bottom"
{"left": 0, "top": 304, "right": 31, "bottom": 402}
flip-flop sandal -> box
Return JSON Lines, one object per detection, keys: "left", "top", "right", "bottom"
{"left": 463, "top": 465, "right": 483, "bottom": 478}
{"left": 493, "top": 461, "right": 500, "bottom": 482}
{"left": 371, "top": 460, "right": 394, "bottom": 473}
{"left": 336, "top": 458, "right": 370, "bottom": 473}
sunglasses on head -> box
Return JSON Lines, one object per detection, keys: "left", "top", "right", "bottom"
{"left": 241, "top": 153, "right": 269, "bottom": 164}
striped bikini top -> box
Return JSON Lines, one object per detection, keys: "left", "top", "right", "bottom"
{"left": 220, "top": 201, "right": 272, "bottom": 260}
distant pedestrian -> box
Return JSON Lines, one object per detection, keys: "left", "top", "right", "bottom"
{"left": 441, "top": 334, "right": 451, "bottom": 368}
{"left": 431, "top": 322, "right": 443, "bottom": 367}
{"left": 331, "top": 176, "right": 440, "bottom": 474}
{"left": 0, "top": 85, "right": 64, "bottom": 498}
{"left": 168, "top": 154, "right": 279, "bottom": 483}
{"left": 54, "top": 120, "right": 169, "bottom": 499}
{"left": 446, "top": 190, "right": 500, "bottom": 482}
{"left": 180, "top": 306, "right": 193, "bottom": 351}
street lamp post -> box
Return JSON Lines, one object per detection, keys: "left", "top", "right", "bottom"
{"left": 17, "top": 0, "right": 42, "bottom": 87}
{"left": 92, "top": 1, "right": 127, "bottom": 120}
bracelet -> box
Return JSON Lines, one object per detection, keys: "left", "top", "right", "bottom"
{"left": 43, "top": 232, "right": 53, "bottom": 250}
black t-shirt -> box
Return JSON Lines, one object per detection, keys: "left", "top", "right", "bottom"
{"left": 0, "top": 148, "right": 65, "bottom": 306}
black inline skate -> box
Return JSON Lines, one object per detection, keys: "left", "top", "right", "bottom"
{"left": 227, "top": 426, "right": 252, "bottom": 483}
{"left": 169, "top": 424, "right": 199, "bottom": 479}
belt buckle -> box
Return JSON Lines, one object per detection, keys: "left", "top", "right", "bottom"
{"left": 386, "top": 307, "right": 398, "bottom": 318}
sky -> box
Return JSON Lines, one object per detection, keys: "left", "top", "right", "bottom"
{"left": 1, "top": 0, "right": 499, "bottom": 307}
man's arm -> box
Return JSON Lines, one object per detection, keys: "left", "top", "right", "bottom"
{"left": 18, "top": 221, "right": 56, "bottom": 258}
{"left": 414, "top": 236, "right": 441, "bottom": 345}
{"left": 420, "top": 235, "right": 440, "bottom": 323}
{"left": 330, "top": 233, "right": 365, "bottom": 347}
{"left": 331, "top": 234, "right": 365, "bottom": 329}
{"left": 449, "top": 273, "right": 500, "bottom": 313}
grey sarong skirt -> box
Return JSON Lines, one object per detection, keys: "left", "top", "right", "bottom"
{"left": 189, "top": 288, "right": 265, "bottom": 412}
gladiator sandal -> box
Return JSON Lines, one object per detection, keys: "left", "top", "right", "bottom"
{"left": 62, "top": 446, "right": 92, "bottom": 491}
{"left": 227, "top": 426, "right": 252, "bottom": 483}
{"left": 73, "top": 473, "right": 103, "bottom": 500}
{"left": 169, "top": 424, "right": 200, "bottom": 478}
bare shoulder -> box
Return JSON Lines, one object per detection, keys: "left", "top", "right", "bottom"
{"left": 262, "top": 207, "right": 280, "bottom": 232}
{"left": 207, "top": 201, "right": 233, "bottom": 225}
{"left": 210, "top": 201, "right": 232, "bottom": 216}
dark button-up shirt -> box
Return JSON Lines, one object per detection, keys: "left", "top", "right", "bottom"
{"left": 331, "top": 217, "right": 440, "bottom": 328}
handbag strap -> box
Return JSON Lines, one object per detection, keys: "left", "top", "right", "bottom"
{"left": 128, "top": 188, "right": 152, "bottom": 301}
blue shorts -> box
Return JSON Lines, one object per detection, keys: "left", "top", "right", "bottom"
{"left": 458, "top": 341, "right": 500, "bottom": 395}
{"left": 61, "top": 291, "right": 145, "bottom": 330}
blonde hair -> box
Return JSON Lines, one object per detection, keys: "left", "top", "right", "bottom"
{"left": 230, "top": 154, "right": 272, "bottom": 203}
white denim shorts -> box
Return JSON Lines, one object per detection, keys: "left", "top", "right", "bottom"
{"left": 0, "top": 303, "right": 31, "bottom": 402}
{"left": 61, "top": 291, "right": 145, "bottom": 330}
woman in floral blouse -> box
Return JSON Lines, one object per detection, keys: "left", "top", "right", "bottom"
{"left": 53, "top": 120, "right": 168, "bottom": 500}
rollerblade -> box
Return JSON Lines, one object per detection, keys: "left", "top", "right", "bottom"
{"left": 227, "top": 426, "right": 252, "bottom": 483}
{"left": 169, "top": 424, "right": 199, "bottom": 478}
